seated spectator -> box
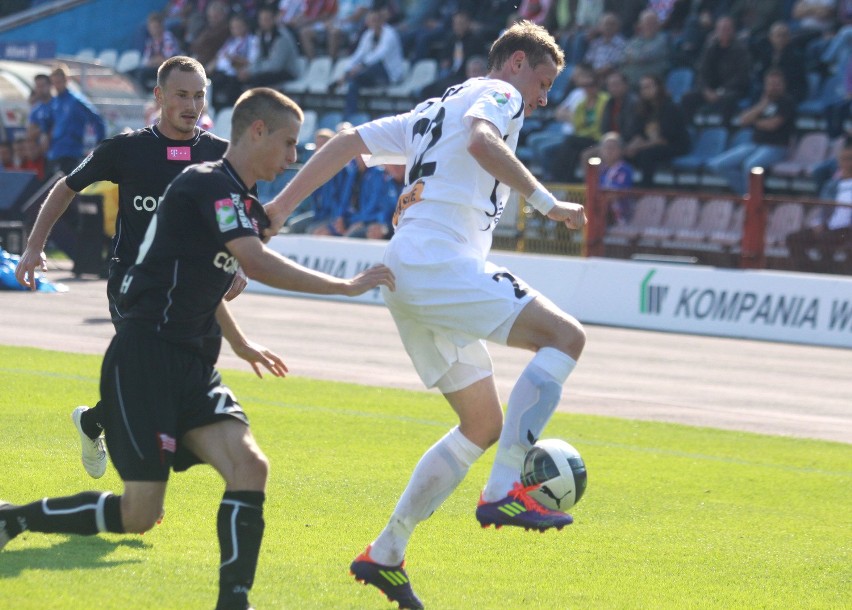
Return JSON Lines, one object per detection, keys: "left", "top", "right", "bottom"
{"left": 300, "top": 0, "right": 370, "bottom": 60}
{"left": 621, "top": 9, "right": 671, "bottom": 86}
{"left": 751, "top": 21, "right": 808, "bottom": 104}
{"left": 544, "top": 0, "right": 604, "bottom": 65}
{"left": 418, "top": 10, "right": 487, "bottom": 99}
{"left": 705, "top": 69, "right": 796, "bottom": 194}
{"left": 680, "top": 15, "right": 752, "bottom": 125}
{"left": 580, "top": 70, "right": 640, "bottom": 167}
{"left": 468, "top": 0, "right": 518, "bottom": 42}
{"left": 135, "top": 11, "right": 184, "bottom": 91}
{"left": 582, "top": 12, "right": 627, "bottom": 79}
{"left": 786, "top": 137, "right": 852, "bottom": 273}
{"left": 161, "top": 0, "right": 193, "bottom": 42}
{"left": 598, "top": 132, "right": 636, "bottom": 226}
{"left": 27, "top": 73, "right": 52, "bottom": 156}
{"left": 279, "top": 0, "right": 336, "bottom": 42}
{"left": 312, "top": 155, "right": 362, "bottom": 236}
{"left": 237, "top": 4, "right": 300, "bottom": 88}
{"left": 330, "top": 8, "right": 406, "bottom": 119}
{"left": 286, "top": 128, "right": 337, "bottom": 232}
{"left": 189, "top": 0, "right": 231, "bottom": 68}
{"left": 19, "top": 136, "right": 46, "bottom": 182}
{"left": 344, "top": 164, "right": 405, "bottom": 239}
{"left": 668, "top": 0, "right": 715, "bottom": 68}
{"left": 208, "top": 13, "right": 259, "bottom": 111}
{"left": 542, "top": 65, "right": 610, "bottom": 182}
{"left": 826, "top": 55, "right": 852, "bottom": 138}
{"left": 624, "top": 73, "right": 690, "bottom": 187}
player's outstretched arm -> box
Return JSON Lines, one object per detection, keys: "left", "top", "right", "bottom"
{"left": 14, "top": 178, "right": 78, "bottom": 290}
{"left": 226, "top": 235, "right": 395, "bottom": 296}
{"left": 216, "top": 301, "right": 288, "bottom": 379}
{"left": 467, "top": 118, "right": 586, "bottom": 231}
{"left": 263, "top": 127, "right": 371, "bottom": 236}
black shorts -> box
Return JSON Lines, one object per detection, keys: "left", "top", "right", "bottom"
{"left": 105, "top": 262, "right": 128, "bottom": 330}
{"left": 99, "top": 324, "right": 249, "bottom": 481}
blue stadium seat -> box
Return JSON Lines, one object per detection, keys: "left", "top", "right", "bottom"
{"left": 672, "top": 127, "right": 728, "bottom": 172}
{"left": 665, "top": 67, "right": 694, "bottom": 104}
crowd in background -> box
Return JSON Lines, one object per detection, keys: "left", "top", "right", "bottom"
{"left": 1, "top": 0, "right": 850, "bottom": 260}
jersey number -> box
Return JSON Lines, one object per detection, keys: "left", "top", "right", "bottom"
{"left": 409, "top": 106, "right": 444, "bottom": 184}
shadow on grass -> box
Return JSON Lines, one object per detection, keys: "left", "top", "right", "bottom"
{"left": 0, "top": 535, "right": 147, "bottom": 578}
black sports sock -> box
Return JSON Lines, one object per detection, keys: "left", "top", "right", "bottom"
{"left": 79, "top": 402, "right": 104, "bottom": 439}
{"left": 16, "top": 491, "right": 124, "bottom": 536}
{"left": 215, "top": 491, "right": 265, "bottom": 610}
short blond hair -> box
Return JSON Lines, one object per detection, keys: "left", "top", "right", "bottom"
{"left": 488, "top": 20, "right": 565, "bottom": 72}
{"left": 231, "top": 87, "right": 304, "bottom": 141}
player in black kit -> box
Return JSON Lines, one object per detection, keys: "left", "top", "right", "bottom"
{"left": 1, "top": 88, "right": 396, "bottom": 610}
{"left": 15, "top": 57, "right": 281, "bottom": 480}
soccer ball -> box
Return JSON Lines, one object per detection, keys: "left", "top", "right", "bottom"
{"left": 521, "top": 439, "right": 587, "bottom": 512}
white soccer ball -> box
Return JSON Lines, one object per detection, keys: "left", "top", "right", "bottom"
{"left": 520, "top": 439, "right": 587, "bottom": 512}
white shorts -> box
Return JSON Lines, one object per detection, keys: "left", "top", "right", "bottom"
{"left": 381, "top": 221, "right": 538, "bottom": 389}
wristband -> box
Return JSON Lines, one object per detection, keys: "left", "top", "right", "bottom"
{"left": 527, "top": 185, "right": 557, "bottom": 214}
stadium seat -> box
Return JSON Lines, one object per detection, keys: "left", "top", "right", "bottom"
{"left": 347, "top": 112, "right": 371, "bottom": 126}
{"left": 797, "top": 73, "right": 843, "bottom": 128}
{"left": 318, "top": 111, "right": 344, "bottom": 130}
{"left": 771, "top": 132, "right": 830, "bottom": 177}
{"left": 386, "top": 59, "right": 438, "bottom": 97}
{"left": 282, "top": 56, "right": 333, "bottom": 94}
{"left": 665, "top": 199, "right": 735, "bottom": 251}
{"left": 211, "top": 106, "right": 233, "bottom": 139}
{"left": 707, "top": 203, "right": 744, "bottom": 252}
{"left": 115, "top": 49, "right": 141, "bottom": 73}
{"left": 764, "top": 202, "right": 805, "bottom": 258}
{"left": 604, "top": 195, "right": 666, "bottom": 246}
{"left": 665, "top": 67, "right": 694, "bottom": 104}
{"left": 96, "top": 48, "right": 118, "bottom": 68}
{"left": 298, "top": 109, "right": 318, "bottom": 142}
{"left": 75, "top": 48, "right": 96, "bottom": 61}
{"left": 325, "top": 56, "right": 352, "bottom": 94}
{"left": 638, "top": 196, "right": 700, "bottom": 247}
{"left": 671, "top": 127, "right": 728, "bottom": 184}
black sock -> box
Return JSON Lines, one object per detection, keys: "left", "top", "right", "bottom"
{"left": 216, "top": 491, "right": 265, "bottom": 610}
{"left": 12, "top": 492, "right": 124, "bottom": 536}
{"left": 80, "top": 402, "right": 104, "bottom": 439}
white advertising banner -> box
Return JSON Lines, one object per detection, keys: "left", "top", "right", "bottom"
{"left": 255, "top": 235, "right": 852, "bottom": 349}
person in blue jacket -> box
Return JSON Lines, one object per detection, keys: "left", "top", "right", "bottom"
{"left": 344, "top": 164, "right": 405, "bottom": 239}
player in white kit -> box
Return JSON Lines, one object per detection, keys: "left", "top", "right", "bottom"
{"left": 265, "top": 21, "right": 586, "bottom": 609}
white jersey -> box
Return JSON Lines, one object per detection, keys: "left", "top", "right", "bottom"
{"left": 357, "top": 77, "right": 525, "bottom": 259}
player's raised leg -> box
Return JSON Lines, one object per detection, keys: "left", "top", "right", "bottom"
{"left": 478, "top": 296, "right": 584, "bottom": 527}
{"left": 183, "top": 419, "right": 268, "bottom": 610}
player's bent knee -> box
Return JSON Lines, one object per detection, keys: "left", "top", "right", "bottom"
{"left": 120, "top": 500, "right": 163, "bottom": 533}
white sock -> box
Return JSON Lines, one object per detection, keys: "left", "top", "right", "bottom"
{"left": 370, "top": 427, "right": 482, "bottom": 565}
{"left": 482, "top": 347, "right": 576, "bottom": 502}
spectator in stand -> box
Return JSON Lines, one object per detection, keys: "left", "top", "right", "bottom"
{"left": 208, "top": 13, "right": 259, "bottom": 111}
{"left": 299, "top": 0, "right": 370, "bottom": 60}
{"left": 597, "top": 132, "right": 635, "bottom": 226}
{"left": 27, "top": 73, "right": 52, "bottom": 155}
{"left": 236, "top": 4, "right": 299, "bottom": 88}
{"left": 680, "top": 15, "right": 752, "bottom": 125}
{"left": 189, "top": 0, "right": 231, "bottom": 68}
{"left": 826, "top": 55, "right": 852, "bottom": 137}
{"left": 278, "top": 0, "right": 336, "bottom": 42}
{"left": 620, "top": 9, "right": 672, "bottom": 86}
{"left": 791, "top": 0, "right": 838, "bottom": 35}
{"left": 624, "top": 73, "right": 690, "bottom": 187}
{"left": 310, "top": 154, "right": 362, "bottom": 236}
{"left": 33, "top": 64, "right": 106, "bottom": 176}
{"left": 668, "top": 0, "right": 715, "bottom": 68}
{"left": 706, "top": 69, "right": 796, "bottom": 194}
{"left": 579, "top": 70, "right": 639, "bottom": 167}
{"left": 418, "top": 10, "right": 487, "bottom": 99}
{"left": 344, "top": 164, "right": 405, "bottom": 239}
{"left": 751, "top": 21, "right": 809, "bottom": 104}
{"left": 543, "top": 65, "right": 610, "bottom": 182}
{"left": 544, "top": 0, "right": 604, "bottom": 65}
{"left": 512, "top": 0, "right": 553, "bottom": 26}
{"left": 21, "top": 136, "right": 46, "bottom": 182}
{"left": 395, "top": 0, "right": 463, "bottom": 63}
{"left": 583, "top": 12, "right": 627, "bottom": 79}
{"left": 286, "top": 127, "right": 339, "bottom": 233}
{"left": 786, "top": 138, "right": 852, "bottom": 273}
{"left": 161, "top": 0, "right": 194, "bottom": 42}
{"left": 135, "top": 11, "right": 184, "bottom": 91}
{"left": 330, "top": 7, "right": 406, "bottom": 119}
{"left": 467, "top": 0, "right": 518, "bottom": 43}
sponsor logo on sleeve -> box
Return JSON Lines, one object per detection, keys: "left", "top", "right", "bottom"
{"left": 233, "top": 194, "right": 252, "bottom": 228}
{"left": 215, "top": 198, "right": 238, "bottom": 232}
{"left": 492, "top": 90, "right": 511, "bottom": 105}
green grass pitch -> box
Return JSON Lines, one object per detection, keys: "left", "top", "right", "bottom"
{"left": 0, "top": 345, "right": 849, "bottom": 609}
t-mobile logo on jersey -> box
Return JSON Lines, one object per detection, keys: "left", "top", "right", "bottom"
{"left": 166, "top": 146, "right": 191, "bottom": 161}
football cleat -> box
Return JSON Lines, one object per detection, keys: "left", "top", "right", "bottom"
{"left": 0, "top": 501, "right": 20, "bottom": 551}
{"left": 71, "top": 406, "right": 107, "bottom": 479}
{"left": 476, "top": 481, "right": 573, "bottom": 532}
{"left": 350, "top": 545, "right": 424, "bottom": 610}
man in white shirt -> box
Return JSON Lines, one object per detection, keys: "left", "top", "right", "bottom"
{"left": 266, "top": 20, "right": 585, "bottom": 609}
{"left": 786, "top": 139, "right": 852, "bottom": 273}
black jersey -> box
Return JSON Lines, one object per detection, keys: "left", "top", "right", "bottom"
{"left": 118, "top": 159, "right": 269, "bottom": 363}
{"left": 65, "top": 125, "right": 228, "bottom": 268}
